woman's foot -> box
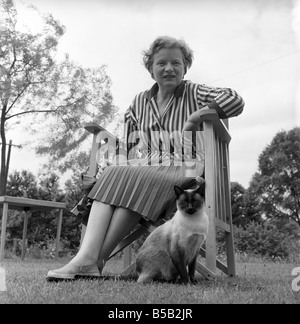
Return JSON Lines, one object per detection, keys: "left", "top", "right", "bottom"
{"left": 46, "top": 262, "right": 100, "bottom": 281}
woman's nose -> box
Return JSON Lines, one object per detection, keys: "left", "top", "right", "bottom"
{"left": 165, "top": 62, "right": 174, "bottom": 72}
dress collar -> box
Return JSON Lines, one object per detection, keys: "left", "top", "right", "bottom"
{"left": 145, "top": 80, "right": 186, "bottom": 100}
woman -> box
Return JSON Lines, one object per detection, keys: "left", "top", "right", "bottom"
{"left": 47, "top": 36, "right": 244, "bottom": 280}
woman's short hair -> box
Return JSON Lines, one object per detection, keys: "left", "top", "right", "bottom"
{"left": 143, "top": 36, "right": 194, "bottom": 73}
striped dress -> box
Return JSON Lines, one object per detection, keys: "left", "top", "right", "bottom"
{"left": 88, "top": 80, "right": 244, "bottom": 221}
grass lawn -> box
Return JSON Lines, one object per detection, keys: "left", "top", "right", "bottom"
{"left": 0, "top": 256, "right": 299, "bottom": 304}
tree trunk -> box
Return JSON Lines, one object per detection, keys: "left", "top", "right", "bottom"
{"left": 0, "top": 111, "right": 7, "bottom": 195}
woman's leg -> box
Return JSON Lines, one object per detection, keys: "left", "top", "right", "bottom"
{"left": 47, "top": 201, "right": 115, "bottom": 278}
{"left": 71, "top": 201, "right": 115, "bottom": 265}
{"left": 47, "top": 202, "right": 142, "bottom": 278}
{"left": 97, "top": 207, "right": 142, "bottom": 270}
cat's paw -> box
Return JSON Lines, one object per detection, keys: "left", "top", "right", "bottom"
{"left": 178, "top": 278, "right": 189, "bottom": 285}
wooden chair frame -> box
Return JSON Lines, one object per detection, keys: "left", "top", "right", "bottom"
{"left": 81, "top": 109, "right": 235, "bottom": 280}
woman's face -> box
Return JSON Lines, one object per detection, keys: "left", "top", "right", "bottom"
{"left": 151, "top": 47, "right": 185, "bottom": 92}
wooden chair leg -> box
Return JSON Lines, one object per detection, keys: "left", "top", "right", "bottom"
{"left": 123, "top": 245, "right": 132, "bottom": 269}
{"left": 225, "top": 231, "right": 236, "bottom": 277}
{"left": 205, "top": 208, "right": 217, "bottom": 274}
{"left": 195, "top": 260, "right": 215, "bottom": 280}
{"left": 121, "top": 262, "right": 136, "bottom": 276}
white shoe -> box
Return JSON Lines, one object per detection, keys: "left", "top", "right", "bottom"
{"left": 47, "top": 263, "right": 100, "bottom": 281}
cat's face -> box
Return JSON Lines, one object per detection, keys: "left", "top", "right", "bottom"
{"left": 174, "top": 184, "right": 205, "bottom": 215}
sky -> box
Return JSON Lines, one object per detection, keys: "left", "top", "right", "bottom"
{"left": 5, "top": 0, "right": 300, "bottom": 188}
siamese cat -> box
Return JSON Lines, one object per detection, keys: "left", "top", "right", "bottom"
{"left": 135, "top": 182, "right": 209, "bottom": 284}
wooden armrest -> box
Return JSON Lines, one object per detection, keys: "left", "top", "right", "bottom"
{"left": 84, "top": 122, "right": 106, "bottom": 134}
{"left": 84, "top": 122, "right": 121, "bottom": 177}
{"left": 200, "top": 110, "right": 231, "bottom": 144}
{"left": 84, "top": 122, "right": 119, "bottom": 142}
{"left": 184, "top": 109, "right": 231, "bottom": 144}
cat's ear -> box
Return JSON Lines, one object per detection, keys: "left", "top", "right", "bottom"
{"left": 196, "top": 182, "right": 205, "bottom": 198}
{"left": 174, "top": 185, "right": 184, "bottom": 198}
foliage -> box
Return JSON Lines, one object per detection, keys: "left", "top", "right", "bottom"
{"left": 216, "top": 219, "right": 300, "bottom": 261}
{"left": 226, "top": 127, "right": 300, "bottom": 261}
{"left": 231, "top": 182, "right": 247, "bottom": 227}
{"left": 0, "top": 0, "right": 116, "bottom": 194}
{"left": 230, "top": 181, "right": 263, "bottom": 227}
{"left": 6, "top": 169, "right": 38, "bottom": 198}
{"left": 233, "top": 220, "right": 300, "bottom": 260}
{"left": 5, "top": 237, "right": 72, "bottom": 259}
{"left": 248, "top": 127, "right": 300, "bottom": 227}
{"left": 239, "top": 181, "right": 263, "bottom": 225}
{"left": 225, "top": 127, "right": 300, "bottom": 260}
{"left": 4, "top": 170, "right": 82, "bottom": 253}
{"left": 32, "top": 60, "right": 117, "bottom": 174}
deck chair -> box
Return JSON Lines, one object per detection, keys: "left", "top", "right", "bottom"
{"left": 81, "top": 109, "right": 235, "bottom": 280}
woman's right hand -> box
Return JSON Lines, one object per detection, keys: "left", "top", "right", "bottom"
{"left": 183, "top": 106, "right": 211, "bottom": 132}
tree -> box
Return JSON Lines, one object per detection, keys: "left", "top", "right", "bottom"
{"left": 0, "top": 0, "right": 116, "bottom": 194}
{"left": 231, "top": 182, "right": 246, "bottom": 226}
{"left": 233, "top": 220, "right": 300, "bottom": 260}
{"left": 230, "top": 181, "right": 263, "bottom": 227}
{"left": 5, "top": 169, "right": 82, "bottom": 252}
{"left": 240, "top": 177, "right": 264, "bottom": 225}
{"left": 249, "top": 127, "right": 300, "bottom": 227}
{"left": 6, "top": 169, "right": 38, "bottom": 198}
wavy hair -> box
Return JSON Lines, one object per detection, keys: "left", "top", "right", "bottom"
{"left": 142, "top": 36, "right": 194, "bottom": 73}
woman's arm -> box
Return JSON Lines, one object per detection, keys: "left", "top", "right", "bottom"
{"left": 197, "top": 84, "right": 245, "bottom": 119}
{"left": 183, "top": 84, "right": 244, "bottom": 131}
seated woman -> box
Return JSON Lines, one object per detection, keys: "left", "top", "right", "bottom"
{"left": 47, "top": 36, "right": 244, "bottom": 280}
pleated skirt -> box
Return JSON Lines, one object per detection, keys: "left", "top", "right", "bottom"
{"left": 88, "top": 157, "right": 204, "bottom": 222}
